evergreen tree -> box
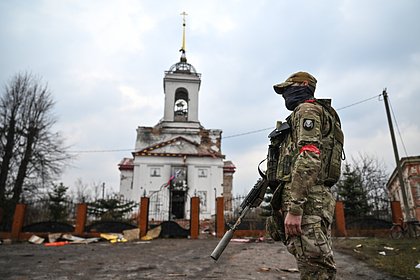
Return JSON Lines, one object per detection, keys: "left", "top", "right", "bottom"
{"left": 336, "top": 163, "right": 372, "bottom": 218}
{"left": 88, "top": 195, "right": 136, "bottom": 221}
{"left": 48, "top": 182, "right": 69, "bottom": 222}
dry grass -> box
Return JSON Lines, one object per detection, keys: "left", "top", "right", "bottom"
{"left": 333, "top": 237, "right": 420, "bottom": 279}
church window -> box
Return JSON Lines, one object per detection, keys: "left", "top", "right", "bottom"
{"left": 149, "top": 191, "right": 162, "bottom": 217}
{"left": 174, "top": 88, "right": 188, "bottom": 121}
{"left": 150, "top": 167, "right": 161, "bottom": 177}
{"left": 198, "top": 168, "right": 208, "bottom": 178}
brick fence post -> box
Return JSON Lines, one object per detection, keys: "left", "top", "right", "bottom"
{"left": 139, "top": 196, "right": 149, "bottom": 238}
{"left": 11, "top": 204, "right": 26, "bottom": 241}
{"left": 74, "top": 203, "right": 87, "bottom": 236}
{"left": 190, "top": 196, "right": 200, "bottom": 239}
{"left": 216, "top": 197, "right": 225, "bottom": 238}
{"left": 335, "top": 201, "right": 347, "bottom": 237}
{"left": 391, "top": 201, "right": 403, "bottom": 223}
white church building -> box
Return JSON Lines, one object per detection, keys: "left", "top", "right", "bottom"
{"left": 118, "top": 17, "right": 235, "bottom": 220}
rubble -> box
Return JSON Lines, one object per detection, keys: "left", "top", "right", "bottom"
{"left": 28, "top": 235, "right": 45, "bottom": 244}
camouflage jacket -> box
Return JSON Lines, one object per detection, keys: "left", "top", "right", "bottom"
{"left": 276, "top": 99, "right": 342, "bottom": 216}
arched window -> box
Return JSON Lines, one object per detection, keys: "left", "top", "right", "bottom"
{"left": 174, "top": 88, "right": 188, "bottom": 121}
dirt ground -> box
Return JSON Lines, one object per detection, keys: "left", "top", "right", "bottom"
{"left": 0, "top": 238, "right": 403, "bottom": 280}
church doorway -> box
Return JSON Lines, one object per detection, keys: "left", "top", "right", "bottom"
{"left": 170, "top": 190, "right": 186, "bottom": 219}
{"left": 169, "top": 166, "right": 188, "bottom": 220}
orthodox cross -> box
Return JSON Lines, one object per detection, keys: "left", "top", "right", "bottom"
{"left": 180, "top": 11, "right": 188, "bottom": 54}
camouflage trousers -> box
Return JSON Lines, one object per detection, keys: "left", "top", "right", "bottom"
{"left": 286, "top": 185, "right": 336, "bottom": 280}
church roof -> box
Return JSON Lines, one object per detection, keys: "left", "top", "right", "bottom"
{"left": 133, "top": 136, "right": 223, "bottom": 159}
{"left": 166, "top": 60, "right": 200, "bottom": 76}
{"left": 118, "top": 157, "right": 134, "bottom": 171}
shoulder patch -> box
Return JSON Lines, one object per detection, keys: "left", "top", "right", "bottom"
{"left": 303, "top": 119, "right": 315, "bottom": 131}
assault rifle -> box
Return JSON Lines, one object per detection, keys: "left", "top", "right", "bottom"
{"left": 210, "top": 164, "right": 268, "bottom": 261}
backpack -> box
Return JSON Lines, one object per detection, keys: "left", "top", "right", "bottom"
{"left": 317, "top": 99, "right": 345, "bottom": 186}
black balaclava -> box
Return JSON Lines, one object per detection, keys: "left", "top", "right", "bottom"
{"left": 282, "top": 86, "right": 314, "bottom": 111}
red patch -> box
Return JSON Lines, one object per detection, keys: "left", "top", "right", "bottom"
{"left": 299, "top": 144, "right": 320, "bottom": 155}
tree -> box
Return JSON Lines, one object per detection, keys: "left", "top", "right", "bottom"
{"left": 353, "top": 154, "right": 390, "bottom": 219}
{"left": 88, "top": 195, "right": 137, "bottom": 221}
{"left": 334, "top": 154, "right": 390, "bottom": 219}
{"left": 335, "top": 163, "right": 372, "bottom": 218}
{"left": 71, "top": 178, "right": 92, "bottom": 203}
{"left": 0, "top": 72, "right": 71, "bottom": 229}
{"left": 48, "top": 183, "right": 69, "bottom": 222}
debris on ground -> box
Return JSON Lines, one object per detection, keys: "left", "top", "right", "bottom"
{"left": 100, "top": 233, "right": 127, "bottom": 243}
{"left": 123, "top": 228, "right": 140, "bottom": 241}
{"left": 278, "top": 268, "right": 299, "bottom": 273}
{"left": 48, "top": 233, "right": 62, "bottom": 243}
{"left": 141, "top": 226, "right": 161, "bottom": 241}
{"left": 378, "top": 251, "right": 386, "bottom": 256}
{"left": 258, "top": 267, "right": 271, "bottom": 272}
{"left": 28, "top": 235, "right": 45, "bottom": 244}
{"left": 1, "top": 239, "right": 12, "bottom": 245}
{"left": 44, "top": 241, "right": 70, "bottom": 247}
{"left": 231, "top": 238, "right": 251, "bottom": 243}
{"left": 134, "top": 241, "right": 151, "bottom": 244}
{"left": 62, "top": 234, "right": 100, "bottom": 244}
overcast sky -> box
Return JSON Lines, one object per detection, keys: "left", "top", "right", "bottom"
{"left": 1, "top": 0, "right": 419, "bottom": 196}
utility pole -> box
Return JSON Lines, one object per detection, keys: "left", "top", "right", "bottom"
{"left": 382, "top": 89, "right": 415, "bottom": 228}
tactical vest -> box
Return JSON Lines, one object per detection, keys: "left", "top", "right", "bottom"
{"left": 267, "top": 99, "right": 344, "bottom": 187}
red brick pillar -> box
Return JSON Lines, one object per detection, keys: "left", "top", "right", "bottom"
{"left": 335, "top": 201, "right": 347, "bottom": 237}
{"left": 190, "top": 196, "right": 200, "bottom": 239}
{"left": 216, "top": 197, "right": 225, "bottom": 238}
{"left": 391, "top": 201, "right": 403, "bottom": 223}
{"left": 74, "top": 203, "right": 87, "bottom": 235}
{"left": 139, "top": 197, "right": 149, "bottom": 238}
{"left": 11, "top": 204, "right": 26, "bottom": 241}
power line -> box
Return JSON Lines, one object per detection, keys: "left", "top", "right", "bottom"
{"left": 223, "top": 93, "right": 382, "bottom": 139}
{"left": 69, "top": 94, "right": 383, "bottom": 153}
{"left": 68, "top": 148, "right": 133, "bottom": 154}
{"left": 223, "top": 127, "right": 273, "bottom": 139}
{"left": 335, "top": 94, "right": 382, "bottom": 111}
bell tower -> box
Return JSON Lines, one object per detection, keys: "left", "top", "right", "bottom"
{"left": 161, "top": 12, "right": 201, "bottom": 129}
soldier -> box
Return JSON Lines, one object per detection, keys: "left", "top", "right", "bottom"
{"left": 266, "top": 71, "right": 344, "bottom": 279}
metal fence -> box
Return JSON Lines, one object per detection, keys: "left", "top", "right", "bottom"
{"left": 22, "top": 197, "right": 139, "bottom": 226}
{"left": 24, "top": 199, "right": 76, "bottom": 226}
{"left": 224, "top": 195, "right": 266, "bottom": 230}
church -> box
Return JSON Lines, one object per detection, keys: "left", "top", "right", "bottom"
{"left": 118, "top": 15, "right": 235, "bottom": 220}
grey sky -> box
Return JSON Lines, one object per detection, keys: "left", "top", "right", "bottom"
{"left": 1, "top": 0, "right": 419, "bottom": 196}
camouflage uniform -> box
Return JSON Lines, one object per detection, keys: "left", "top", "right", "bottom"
{"left": 269, "top": 72, "right": 343, "bottom": 280}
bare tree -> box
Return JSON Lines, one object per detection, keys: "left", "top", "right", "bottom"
{"left": 0, "top": 72, "right": 71, "bottom": 228}
{"left": 72, "top": 178, "right": 92, "bottom": 203}
{"left": 333, "top": 153, "right": 390, "bottom": 220}
{"left": 354, "top": 154, "right": 390, "bottom": 219}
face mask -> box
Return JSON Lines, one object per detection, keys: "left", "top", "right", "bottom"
{"left": 282, "top": 86, "right": 314, "bottom": 111}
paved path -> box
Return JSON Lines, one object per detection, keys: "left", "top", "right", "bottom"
{"left": 0, "top": 239, "right": 401, "bottom": 279}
